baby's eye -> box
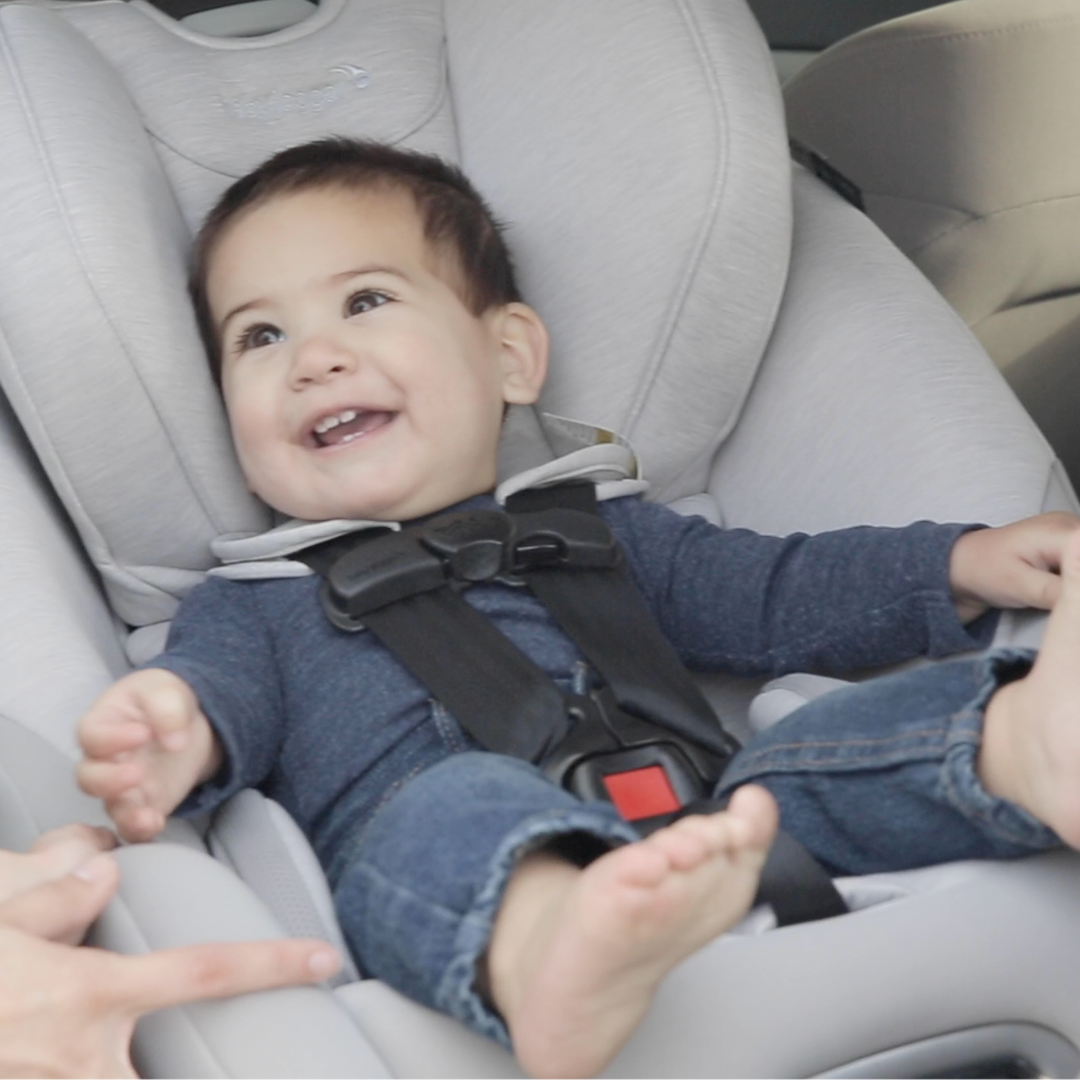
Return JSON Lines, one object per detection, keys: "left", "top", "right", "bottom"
{"left": 234, "top": 323, "right": 283, "bottom": 353}
{"left": 346, "top": 289, "right": 392, "bottom": 317}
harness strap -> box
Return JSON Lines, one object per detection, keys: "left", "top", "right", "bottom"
{"left": 359, "top": 589, "right": 571, "bottom": 763}
{"left": 296, "top": 539, "right": 570, "bottom": 763}
{"left": 506, "top": 486, "right": 847, "bottom": 925}
{"left": 755, "top": 825, "right": 850, "bottom": 924}
{"left": 505, "top": 484, "right": 737, "bottom": 760}
{"left": 296, "top": 486, "right": 848, "bottom": 926}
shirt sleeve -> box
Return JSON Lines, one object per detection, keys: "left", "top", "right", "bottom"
{"left": 142, "top": 577, "right": 287, "bottom": 815}
{"left": 602, "top": 497, "right": 998, "bottom": 677}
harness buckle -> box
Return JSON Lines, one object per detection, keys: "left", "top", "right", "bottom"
{"left": 419, "top": 504, "right": 620, "bottom": 582}
{"left": 542, "top": 685, "right": 727, "bottom": 833}
{"left": 321, "top": 530, "right": 447, "bottom": 631}
{"left": 508, "top": 508, "right": 620, "bottom": 573}
{"left": 421, "top": 511, "right": 511, "bottom": 581}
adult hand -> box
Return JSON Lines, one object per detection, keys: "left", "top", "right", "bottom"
{"left": 0, "top": 852, "right": 341, "bottom": 1078}
{"left": 949, "top": 511, "right": 1080, "bottom": 624}
{"left": 0, "top": 823, "right": 117, "bottom": 943}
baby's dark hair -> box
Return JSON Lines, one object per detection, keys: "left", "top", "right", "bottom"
{"left": 189, "top": 137, "right": 522, "bottom": 382}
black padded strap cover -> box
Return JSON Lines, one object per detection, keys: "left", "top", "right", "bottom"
{"left": 359, "top": 587, "right": 570, "bottom": 762}
{"left": 506, "top": 485, "right": 735, "bottom": 758}
{"left": 755, "top": 826, "right": 848, "bottom": 925}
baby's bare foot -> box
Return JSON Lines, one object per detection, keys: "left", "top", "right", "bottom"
{"left": 980, "top": 526, "right": 1080, "bottom": 847}
{"left": 489, "top": 785, "right": 777, "bottom": 1078}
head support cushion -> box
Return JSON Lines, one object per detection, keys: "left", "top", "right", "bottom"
{"left": 0, "top": 0, "right": 789, "bottom": 625}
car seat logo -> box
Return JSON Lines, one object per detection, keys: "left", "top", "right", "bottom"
{"left": 221, "top": 64, "right": 370, "bottom": 123}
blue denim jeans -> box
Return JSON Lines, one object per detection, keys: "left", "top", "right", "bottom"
{"left": 717, "top": 648, "right": 1059, "bottom": 874}
{"left": 333, "top": 648, "right": 1061, "bottom": 1046}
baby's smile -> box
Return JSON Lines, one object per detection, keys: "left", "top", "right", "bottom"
{"left": 307, "top": 406, "right": 397, "bottom": 449}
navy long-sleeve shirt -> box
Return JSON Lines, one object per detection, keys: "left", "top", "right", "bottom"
{"left": 154, "top": 495, "right": 992, "bottom": 881}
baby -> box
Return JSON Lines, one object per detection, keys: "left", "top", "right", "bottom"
{"left": 78, "top": 137, "right": 1080, "bottom": 1078}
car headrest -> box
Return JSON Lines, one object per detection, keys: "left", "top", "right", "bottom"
{"left": 0, "top": 0, "right": 789, "bottom": 626}
{"left": 784, "top": 0, "right": 1080, "bottom": 334}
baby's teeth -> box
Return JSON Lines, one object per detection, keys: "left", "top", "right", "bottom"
{"left": 315, "top": 409, "right": 359, "bottom": 435}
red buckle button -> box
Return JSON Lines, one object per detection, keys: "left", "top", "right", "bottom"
{"left": 602, "top": 765, "right": 681, "bottom": 820}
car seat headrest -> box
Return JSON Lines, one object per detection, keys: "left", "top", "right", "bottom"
{"left": 0, "top": 0, "right": 789, "bottom": 626}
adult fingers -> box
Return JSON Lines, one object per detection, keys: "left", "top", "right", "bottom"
{"left": 0, "top": 826, "right": 116, "bottom": 908}
{"left": 30, "top": 823, "right": 117, "bottom": 857}
{"left": 101, "top": 938, "right": 342, "bottom": 1016}
{"left": 27, "top": 824, "right": 118, "bottom": 876}
{"left": 0, "top": 853, "right": 120, "bottom": 944}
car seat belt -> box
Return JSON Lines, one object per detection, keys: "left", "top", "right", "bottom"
{"left": 789, "top": 137, "right": 864, "bottom": 211}
{"left": 295, "top": 482, "right": 847, "bottom": 926}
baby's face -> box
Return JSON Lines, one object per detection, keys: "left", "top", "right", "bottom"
{"left": 207, "top": 186, "right": 545, "bottom": 521}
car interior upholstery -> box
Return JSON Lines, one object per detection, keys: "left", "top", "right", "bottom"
{"left": 1, "top": 0, "right": 1079, "bottom": 1075}
{"left": 784, "top": 0, "right": 1080, "bottom": 489}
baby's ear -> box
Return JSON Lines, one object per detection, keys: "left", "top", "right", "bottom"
{"left": 496, "top": 303, "right": 549, "bottom": 405}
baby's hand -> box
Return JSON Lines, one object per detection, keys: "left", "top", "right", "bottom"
{"left": 950, "top": 511, "right": 1080, "bottom": 623}
{"left": 76, "top": 669, "right": 222, "bottom": 842}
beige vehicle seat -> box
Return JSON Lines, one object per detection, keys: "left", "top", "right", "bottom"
{"left": 784, "top": 0, "right": 1080, "bottom": 486}
{"left": 1, "top": 0, "right": 1080, "bottom": 1075}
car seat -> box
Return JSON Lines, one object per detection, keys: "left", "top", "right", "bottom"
{"left": 0, "top": 0, "right": 1079, "bottom": 1075}
{"left": 783, "top": 0, "right": 1080, "bottom": 490}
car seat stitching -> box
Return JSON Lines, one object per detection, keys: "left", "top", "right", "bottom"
{"left": 148, "top": 131, "right": 241, "bottom": 182}
{"left": 122, "top": 0, "right": 347, "bottom": 52}
{"left": 390, "top": 36, "right": 451, "bottom": 147}
{"left": 0, "top": 15, "right": 250, "bottom": 547}
{"left": 787, "top": 12, "right": 1080, "bottom": 93}
{"left": 138, "top": 27, "right": 451, "bottom": 177}
{"left": 438, "top": 2, "right": 466, "bottom": 161}
{"left": 656, "top": 1, "right": 791, "bottom": 500}
{"left": 0, "top": 20, "right": 157, "bottom": 585}
{"left": 621, "top": 0, "right": 729, "bottom": 438}
{"left": 0, "top": 318, "right": 111, "bottom": 573}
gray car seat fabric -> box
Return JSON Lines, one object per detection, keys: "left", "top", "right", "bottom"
{"left": 1, "top": 0, "right": 1080, "bottom": 1075}
{"left": 0, "top": 0, "right": 789, "bottom": 627}
{"left": 783, "top": 0, "right": 1080, "bottom": 486}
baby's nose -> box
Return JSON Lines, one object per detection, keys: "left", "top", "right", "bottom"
{"left": 292, "top": 335, "right": 357, "bottom": 382}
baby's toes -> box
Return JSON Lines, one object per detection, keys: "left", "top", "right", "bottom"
{"left": 726, "top": 784, "right": 781, "bottom": 852}
{"left": 605, "top": 837, "right": 672, "bottom": 890}
{"left": 646, "top": 816, "right": 717, "bottom": 872}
